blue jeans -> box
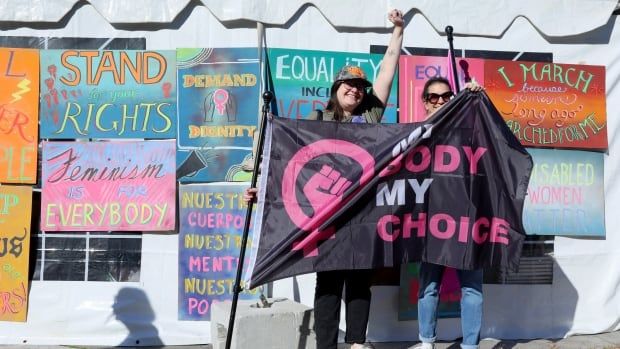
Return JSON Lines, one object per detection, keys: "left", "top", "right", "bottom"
{"left": 417, "top": 262, "right": 483, "bottom": 349}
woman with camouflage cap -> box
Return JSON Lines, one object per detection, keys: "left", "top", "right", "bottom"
{"left": 306, "top": 8, "right": 405, "bottom": 349}
{"left": 245, "top": 8, "right": 404, "bottom": 348}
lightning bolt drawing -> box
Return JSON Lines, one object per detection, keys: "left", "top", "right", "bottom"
{"left": 10, "top": 78, "right": 31, "bottom": 103}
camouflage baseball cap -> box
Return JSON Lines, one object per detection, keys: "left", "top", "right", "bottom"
{"left": 334, "top": 65, "right": 372, "bottom": 87}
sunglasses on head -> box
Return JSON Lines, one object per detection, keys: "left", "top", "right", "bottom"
{"left": 425, "top": 91, "right": 454, "bottom": 104}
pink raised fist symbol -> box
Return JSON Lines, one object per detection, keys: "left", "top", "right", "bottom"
{"left": 302, "top": 164, "right": 352, "bottom": 216}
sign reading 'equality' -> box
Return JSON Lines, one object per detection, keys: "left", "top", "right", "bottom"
{"left": 40, "top": 140, "right": 176, "bottom": 231}
{"left": 268, "top": 48, "right": 398, "bottom": 123}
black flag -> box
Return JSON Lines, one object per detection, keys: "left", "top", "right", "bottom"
{"left": 246, "top": 91, "right": 532, "bottom": 288}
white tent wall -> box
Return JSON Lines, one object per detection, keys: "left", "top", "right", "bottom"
{"left": 1, "top": 2, "right": 619, "bottom": 345}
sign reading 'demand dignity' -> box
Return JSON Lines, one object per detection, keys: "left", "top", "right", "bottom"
{"left": 39, "top": 50, "right": 177, "bottom": 139}
{"left": 176, "top": 48, "right": 258, "bottom": 183}
{"left": 0, "top": 48, "right": 40, "bottom": 184}
{"left": 40, "top": 140, "right": 176, "bottom": 231}
{"left": 0, "top": 185, "right": 32, "bottom": 322}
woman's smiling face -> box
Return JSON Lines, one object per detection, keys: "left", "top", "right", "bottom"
{"left": 336, "top": 80, "right": 367, "bottom": 113}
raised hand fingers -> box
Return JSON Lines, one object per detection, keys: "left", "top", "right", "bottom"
{"left": 388, "top": 9, "right": 404, "bottom": 26}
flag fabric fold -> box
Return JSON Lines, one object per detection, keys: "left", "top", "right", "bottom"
{"left": 246, "top": 90, "right": 532, "bottom": 288}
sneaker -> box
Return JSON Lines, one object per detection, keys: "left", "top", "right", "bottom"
{"left": 350, "top": 343, "right": 375, "bottom": 349}
{"left": 408, "top": 343, "right": 435, "bottom": 349}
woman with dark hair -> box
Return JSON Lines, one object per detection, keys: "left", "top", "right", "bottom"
{"left": 410, "top": 76, "right": 484, "bottom": 349}
{"left": 244, "top": 9, "right": 404, "bottom": 349}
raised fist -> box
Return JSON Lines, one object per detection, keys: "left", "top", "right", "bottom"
{"left": 303, "top": 164, "right": 352, "bottom": 216}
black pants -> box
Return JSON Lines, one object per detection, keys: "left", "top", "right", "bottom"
{"left": 314, "top": 270, "right": 372, "bottom": 349}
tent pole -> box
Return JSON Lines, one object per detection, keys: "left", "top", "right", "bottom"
{"left": 224, "top": 90, "right": 273, "bottom": 349}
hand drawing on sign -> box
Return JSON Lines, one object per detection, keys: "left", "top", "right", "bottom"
{"left": 176, "top": 141, "right": 221, "bottom": 179}
{"left": 41, "top": 66, "right": 82, "bottom": 125}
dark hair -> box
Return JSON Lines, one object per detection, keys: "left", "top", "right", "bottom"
{"left": 326, "top": 80, "right": 367, "bottom": 121}
{"left": 421, "top": 76, "right": 452, "bottom": 101}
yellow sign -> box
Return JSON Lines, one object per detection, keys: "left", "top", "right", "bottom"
{"left": 0, "top": 185, "right": 32, "bottom": 322}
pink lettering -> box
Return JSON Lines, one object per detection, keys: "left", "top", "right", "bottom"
{"left": 405, "top": 146, "right": 432, "bottom": 173}
{"left": 434, "top": 145, "right": 460, "bottom": 172}
{"left": 377, "top": 215, "right": 400, "bottom": 241}
{"left": 429, "top": 213, "right": 456, "bottom": 239}
{"left": 472, "top": 217, "right": 490, "bottom": 244}
{"left": 490, "top": 217, "right": 510, "bottom": 244}
{"left": 462, "top": 147, "right": 487, "bottom": 174}
{"left": 376, "top": 213, "right": 509, "bottom": 246}
{"left": 403, "top": 213, "right": 427, "bottom": 238}
{"left": 188, "top": 297, "right": 209, "bottom": 315}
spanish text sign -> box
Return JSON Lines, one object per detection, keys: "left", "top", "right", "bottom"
{"left": 39, "top": 50, "right": 177, "bottom": 139}
{"left": 40, "top": 140, "right": 176, "bottom": 231}
{"left": 485, "top": 60, "right": 606, "bottom": 150}
{"left": 0, "top": 48, "right": 40, "bottom": 184}
{"left": 0, "top": 185, "right": 32, "bottom": 322}
{"left": 178, "top": 183, "right": 260, "bottom": 320}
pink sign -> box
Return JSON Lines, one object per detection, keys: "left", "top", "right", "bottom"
{"left": 399, "top": 55, "right": 485, "bottom": 122}
{"left": 40, "top": 140, "right": 176, "bottom": 232}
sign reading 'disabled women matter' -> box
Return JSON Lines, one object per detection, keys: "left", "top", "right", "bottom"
{"left": 485, "top": 60, "right": 607, "bottom": 150}
{"left": 176, "top": 48, "right": 258, "bottom": 182}
{"left": 178, "top": 183, "right": 260, "bottom": 320}
{"left": 523, "top": 148, "right": 605, "bottom": 236}
{"left": 0, "top": 48, "right": 40, "bottom": 184}
{"left": 40, "top": 140, "right": 176, "bottom": 231}
{"left": 39, "top": 50, "right": 177, "bottom": 139}
{"left": 0, "top": 185, "right": 32, "bottom": 322}
{"left": 268, "top": 48, "right": 398, "bottom": 123}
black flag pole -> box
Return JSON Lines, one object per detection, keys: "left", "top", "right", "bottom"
{"left": 445, "top": 25, "right": 460, "bottom": 93}
{"left": 224, "top": 91, "right": 273, "bottom": 349}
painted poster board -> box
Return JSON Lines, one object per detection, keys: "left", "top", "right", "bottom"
{"left": 268, "top": 48, "right": 398, "bottom": 123}
{"left": 176, "top": 48, "right": 259, "bottom": 182}
{"left": 178, "top": 182, "right": 261, "bottom": 320}
{"left": 398, "top": 55, "right": 484, "bottom": 122}
{"left": 485, "top": 60, "right": 606, "bottom": 150}
{"left": 40, "top": 140, "right": 176, "bottom": 231}
{"left": 0, "top": 48, "right": 40, "bottom": 184}
{"left": 39, "top": 50, "right": 177, "bottom": 139}
{"left": 0, "top": 185, "right": 32, "bottom": 322}
{"left": 523, "top": 148, "right": 605, "bottom": 236}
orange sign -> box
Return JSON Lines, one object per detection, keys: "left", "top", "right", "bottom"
{"left": 485, "top": 60, "right": 606, "bottom": 150}
{"left": 0, "top": 49, "right": 40, "bottom": 184}
{"left": 0, "top": 185, "right": 32, "bottom": 322}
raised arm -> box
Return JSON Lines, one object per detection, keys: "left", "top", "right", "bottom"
{"left": 372, "top": 9, "right": 404, "bottom": 106}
